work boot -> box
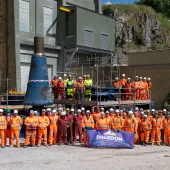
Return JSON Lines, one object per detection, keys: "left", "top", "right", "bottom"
{"left": 48, "top": 144, "right": 52, "bottom": 146}
{"left": 1, "top": 146, "right": 5, "bottom": 148}
{"left": 58, "top": 143, "right": 61, "bottom": 146}
{"left": 144, "top": 142, "right": 147, "bottom": 146}
{"left": 9, "top": 145, "right": 13, "bottom": 148}
{"left": 37, "top": 144, "right": 40, "bottom": 147}
{"left": 23, "top": 146, "right": 27, "bottom": 148}
{"left": 44, "top": 144, "right": 48, "bottom": 147}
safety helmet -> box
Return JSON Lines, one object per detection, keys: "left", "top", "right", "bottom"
{"left": 30, "top": 110, "right": 34, "bottom": 114}
{"left": 77, "top": 109, "right": 81, "bottom": 113}
{"left": 0, "top": 109, "right": 3, "bottom": 112}
{"left": 101, "top": 112, "right": 105, "bottom": 115}
{"left": 128, "top": 111, "right": 133, "bottom": 115}
{"left": 70, "top": 108, "right": 74, "bottom": 112}
{"left": 79, "top": 77, "right": 82, "bottom": 80}
{"left": 143, "top": 114, "right": 147, "bottom": 118}
{"left": 14, "top": 110, "right": 18, "bottom": 114}
{"left": 64, "top": 74, "right": 67, "bottom": 77}
{"left": 52, "top": 109, "right": 57, "bottom": 113}
{"left": 109, "top": 108, "right": 114, "bottom": 112}
{"left": 61, "top": 111, "right": 66, "bottom": 116}
{"left": 81, "top": 107, "right": 85, "bottom": 111}
{"left": 115, "top": 109, "right": 119, "bottom": 113}
{"left": 122, "top": 74, "right": 125, "bottom": 77}
{"left": 6, "top": 109, "right": 11, "bottom": 113}
{"left": 66, "top": 108, "right": 70, "bottom": 111}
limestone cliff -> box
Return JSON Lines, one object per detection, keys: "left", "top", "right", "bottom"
{"left": 103, "top": 4, "right": 170, "bottom": 52}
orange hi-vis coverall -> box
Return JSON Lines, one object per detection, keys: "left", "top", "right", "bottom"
{"left": 82, "top": 116, "right": 94, "bottom": 146}
{"left": 131, "top": 81, "right": 140, "bottom": 100}
{"left": 135, "top": 117, "right": 141, "bottom": 143}
{"left": 10, "top": 116, "right": 22, "bottom": 147}
{"left": 151, "top": 118, "right": 162, "bottom": 145}
{"left": 0, "top": 115, "right": 7, "bottom": 147}
{"left": 124, "top": 117, "right": 138, "bottom": 143}
{"left": 50, "top": 79, "right": 58, "bottom": 99}
{"left": 37, "top": 116, "right": 49, "bottom": 145}
{"left": 143, "top": 81, "right": 148, "bottom": 100}
{"left": 138, "top": 81, "right": 145, "bottom": 100}
{"left": 124, "top": 82, "right": 132, "bottom": 100}
{"left": 5, "top": 116, "right": 11, "bottom": 145}
{"left": 140, "top": 119, "right": 151, "bottom": 143}
{"left": 92, "top": 112, "right": 101, "bottom": 129}
{"left": 147, "top": 82, "right": 152, "bottom": 100}
{"left": 163, "top": 118, "right": 170, "bottom": 146}
{"left": 105, "top": 115, "right": 112, "bottom": 129}
{"left": 96, "top": 118, "right": 109, "bottom": 130}
{"left": 24, "top": 116, "right": 38, "bottom": 146}
{"left": 48, "top": 115, "right": 58, "bottom": 145}
{"left": 112, "top": 116, "right": 123, "bottom": 131}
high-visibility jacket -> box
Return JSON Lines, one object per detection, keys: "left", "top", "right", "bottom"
{"left": 82, "top": 117, "right": 94, "bottom": 129}
{"left": 49, "top": 115, "right": 58, "bottom": 129}
{"left": 112, "top": 116, "right": 123, "bottom": 130}
{"left": 105, "top": 115, "right": 112, "bottom": 129}
{"left": 147, "top": 115, "right": 153, "bottom": 122}
{"left": 113, "top": 81, "right": 121, "bottom": 88}
{"left": 148, "top": 82, "right": 152, "bottom": 90}
{"left": 96, "top": 118, "right": 109, "bottom": 130}
{"left": 125, "top": 82, "right": 132, "bottom": 90}
{"left": 84, "top": 79, "right": 92, "bottom": 87}
{"left": 92, "top": 112, "right": 101, "bottom": 123}
{"left": 151, "top": 118, "right": 162, "bottom": 130}
{"left": 10, "top": 116, "right": 22, "bottom": 130}
{"left": 24, "top": 116, "right": 38, "bottom": 130}
{"left": 57, "top": 81, "right": 64, "bottom": 88}
{"left": 0, "top": 116, "right": 7, "bottom": 130}
{"left": 143, "top": 82, "right": 148, "bottom": 91}
{"left": 6, "top": 116, "right": 11, "bottom": 128}
{"left": 38, "top": 116, "right": 49, "bottom": 129}
{"left": 63, "top": 79, "right": 68, "bottom": 87}
{"left": 50, "top": 79, "right": 58, "bottom": 87}
{"left": 120, "top": 78, "right": 127, "bottom": 87}
{"left": 124, "top": 118, "right": 138, "bottom": 132}
{"left": 140, "top": 119, "right": 151, "bottom": 131}
{"left": 76, "top": 81, "right": 84, "bottom": 88}
{"left": 131, "top": 81, "right": 139, "bottom": 89}
{"left": 67, "top": 80, "right": 74, "bottom": 88}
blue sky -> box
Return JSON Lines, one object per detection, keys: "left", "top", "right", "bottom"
{"left": 102, "top": 0, "right": 139, "bottom": 4}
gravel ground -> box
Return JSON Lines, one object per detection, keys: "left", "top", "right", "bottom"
{"left": 0, "top": 141, "right": 170, "bottom": 170}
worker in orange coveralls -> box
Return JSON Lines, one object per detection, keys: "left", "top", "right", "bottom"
{"left": 37, "top": 109, "right": 49, "bottom": 147}
{"left": 92, "top": 107, "right": 101, "bottom": 126}
{"left": 10, "top": 110, "right": 22, "bottom": 148}
{"left": 112, "top": 109, "right": 123, "bottom": 132}
{"left": 109, "top": 108, "right": 115, "bottom": 120}
{"left": 57, "top": 111, "right": 68, "bottom": 145}
{"left": 57, "top": 77, "right": 64, "bottom": 100}
{"left": 73, "top": 109, "right": 83, "bottom": 143}
{"left": 0, "top": 109, "right": 7, "bottom": 148}
{"left": 50, "top": 75, "right": 58, "bottom": 100}
{"left": 163, "top": 113, "right": 170, "bottom": 146}
{"left": 151, "top": 114, "right": 162, "bottom": 146}
{"left": 124, "top": 111, "right": 138, "bottom": 143}
{"left": 131, "top": 76, "right": 140, "bottom": 100}
{"left": 134, "top": 111, "right": 141, "bottom": 144}
{"left": 138, "top": 77, "right": 145, "bottom": 100}
{"left": 96, "top": 112, "right": 109, "bottom": 130}
{"left": 5, "top": 109, "right": 11, "bottom": 146}
{"left": 140, "top": 114, "right": 151, "bottom": 146}
{"left": 34, "top": 111, "right": 39, "bottom": 145}
{"left": 120, "top": 74, "right": 127, "bottom": 100}
{"left": 147, "top": 77, "right": 152, "bottom": 100}
{"left": 24, "top": 110, "right": 38, "bottom": 147}
{"left": 105, "top": 111, "right": 112, "bottom": 129}
{"left": 142, "top": 77, "right": 148, "bottom": 100}
{"left": 48, "top": 110, "right": 58, "bottom": 145}
{"left": 113, "top": 77, "right": 121, "bottom": 100}
{"left": 124, "top": 78, "right": 132, "bottom": 100}
{"left": 82, "top": 110, "right": 94, "bottom": 146}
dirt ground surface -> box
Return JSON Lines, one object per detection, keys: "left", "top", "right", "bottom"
{"left": 0, "top": 141, "right": 170, "bottom": 170}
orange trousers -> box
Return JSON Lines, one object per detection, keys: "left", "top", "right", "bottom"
{"left": 83, "top": 131, "right": 87, "bottom": 146}
{"left": 5, "top": 128, "right": 11, "bottom": 145}
{"left": 164, "top": 128, "right": 170, "bottom": 146}
{"left": 38, "top": 128, "right": 47, "bottom": 145}
{"left": 10, "top": 129, "right": 20, "bottom": 147}
{"left": 24, "top": 130, "right": 36, "bottom": 146}
{"left": 141, "top": 130, "right": 149, "bottom": 143}
{"left": 151, "top": 129, "right": 161, "bottom": 145}
{"left": 48, "top": 126, "right": 57, "bottom": 145}
{"left": 139, "top": 90, "right": 145, "bottom": 100}
{"left": 135, "top": 89, "right": 140, "bottom": 100}
{"left": 125, "top": 89, "right": 131, "bottom": 100}
{"left": 0, "top": 129, "right": 5, "bottom": 147}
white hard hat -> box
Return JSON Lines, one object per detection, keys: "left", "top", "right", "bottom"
{"left": 143, "top": 114, "right": 147, "bottom": 118}
{"left": 64, "top": 74, "right": 67, "bottom": 77}
{"left": 106, "top": 111, "right": 109, "bottom": 114}
{"left": 42, "top": 109, "right": 46, "bottom": 112}
{"left": 83, "top": 75, "right": 86, "bottom": 77}
{"left": 163, "top": 109, "right": 167, "bottom": 112}
{"left": 79, "top": 77, "right": 82, "bottom": 80}
{"left": 122, "top": 74, "right": 125, "bottom": 77}
{"left": 54, "top": 74, "right": 57, "bottom": 77}
{"left": 52, "top": 109, "right": 56, "bottom": 113}
{"left": 70, "top": 108, "right": 74, "bottom": 112}
{"left": 61, "top": 111, "right": 66, "bottom": 116}
{"left": 77, "top": 109, "right": 81, "bottom": 113}
{"left": 151, "top": 109, "right": 155, "bottom": 112}
{"left": 115, "top": 109, "right": 119, "bottom": 113}
{"left": 147, "top": 78, "right": 151, "bottom": 80}
{"left": 87, "top": 74, "right": 90, "bottom": 77}
{"left": 127, "top": 78, "right": 130, "bottom": 80}
{"left": 34, "top": 111, "right": 38, "bottom": 114}
{"left": 0, "top": 109, "right": 3, "bottom": 112}
{"left": 46, "top": 108, "right": 51, "bottom": 112}
{"left": 86, "top": 110, "right": 90, "bottom": 113}
{"left": 135, "top": 107, "right": 139, "bottom": 111}
{"left": 143, "top": 77, "right": 146, "bottom": 80}
{"left": 109, "top": 108, "right": 114, "bottom": 112}
{"left": 115, "top": 77, "right": 118, "bottom": 80}
{"left": 81, "top": 107, "right": 85, "bottom": 111}
{"left": 58, "top": 108, "right": 62, "bottom": 111}
{"left": 140, "top": 108, "right": 143, "bottom": 111}
{"left": 101, "top": 107, "right": 104, "bottom": 111}
{"left": 128, "top": 111, "right": 133, "bottom": 115}
{"left": 14, "top": 110, "right": 18, "bottom": 114}
{"left": 139, "top": 77, "right": 142, "bottom": 79}
{"left": 140, "top": 111, "right": 144, "bottom": 115}
{"left": 101, "top": 111, "right": 105, "bottom": 115}
{"left": 135, "top": 76, "right": 138, "bottom": 78}
{"left": 30, "top": 110, "right": 34, "bottom": 114}
{"left": 120, "top": 110, "right": 123, "bottom": 112}
{"left": 58, "top": 77, "right": 62, "bottom": 80}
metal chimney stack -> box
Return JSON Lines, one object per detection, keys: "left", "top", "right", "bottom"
{"left": 24, "top": 37, "right": 53, "bottom": 105}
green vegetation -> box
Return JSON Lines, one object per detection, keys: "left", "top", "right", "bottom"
{"left": 138, "top": 0, "right": 170, "bottom": 18}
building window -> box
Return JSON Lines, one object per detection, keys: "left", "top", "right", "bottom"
{"left": 101, "top": 34, "right": 109, "bottom": 50}
{"left": 65, "top": 12, "right": 74, "bottom": 37}
{"left": 19, "top": 0, "right": 30, "bottom": 32}
{"left": 85, "top": 30, "right": 93, "bottom": 47}
{"left": 44, "top": 7, "right": 53, "bottom": 36}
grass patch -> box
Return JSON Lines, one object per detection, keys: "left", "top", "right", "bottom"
{"left": 156, "top": 13, "right": 170, "bottom": 31}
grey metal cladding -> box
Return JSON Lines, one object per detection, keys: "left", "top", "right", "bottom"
{"left": 101, "top": 33, "right": 108, "bottom": 50}
{"left": 85, "top": 30, "right": 93, "bottom": 47}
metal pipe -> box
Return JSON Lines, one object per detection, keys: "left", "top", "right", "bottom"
{"left": 6, "top": 0, "right": 8, "bottom": 109}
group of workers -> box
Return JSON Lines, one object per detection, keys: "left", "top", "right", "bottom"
{"left": 113, "top": 74, "right": 152, "bottom": 100}
{"left": 0, "top": 106, "right": 170, "bottom": 148}
{"left": 50, "top": 74, "right": 93, "bottom": 101}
